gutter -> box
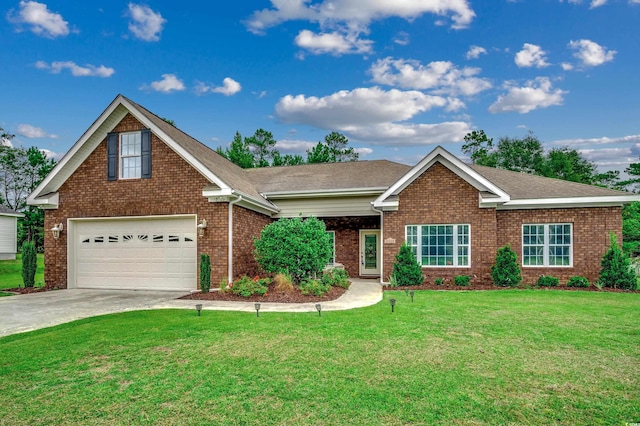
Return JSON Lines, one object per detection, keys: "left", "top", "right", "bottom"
{"left": 228, "top": 193, "right": 243, "bottom": 283}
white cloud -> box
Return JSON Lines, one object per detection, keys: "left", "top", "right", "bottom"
{"left": 489, "top": 77, "right": 567, "bottom": 114}
{"left": 466, "top": 45, "right": 487, "bottom": 60}
{"left": 195, "top": 78, "right": 242, "bottom": 96}
{"left": 514, "top": 43, "right": 549, "bottom": 68}
{"left": 369, "top": 57, "right": 491, "bottom": 96}
{"left": 355, "top": 147, "right": 373, "bottom": 156}
{"left": 127, "top": 3, "right": 166, "bottom": 41}
{"left": 393, "top": 31, "right": 409, "bottom": 46}
{"left": 562, "top": 0, "right": 609, "bottom": 7}
{"left": 39, "top": 148, "right": 63, "bottom": 160}
{"left": 561, "top": 62, "right": 574, "bottom": 71}
{"left": 1, "top": 138, "right": 13, "bottom": 148}
{"left": 568, "top": 39, "right": 616, "bottom": 67}
{"left": 35, "top": 60, "right": 115, "bottom": 77}
{"left": 246, "top": 0, "right": 476, "bottom": 33}
{"left": 16, "top": 124, "right": 57, "bottom": 138}
{"left": 7, "top": 1, "right": 69, "bottom": 38}
{"left": 295, "top": 29, "right": 372, "bottom": 55}
{"left": 275, "top": 139, "right": 317, "bottom": 153}
{"left": 275, "top": 86, "right": 470, "bottom": 146}
{"left": 552, "top": 134, "right": 640, "bottom": 147}
{"left": 142, "top": 74, "right": 185, "bottom": 93}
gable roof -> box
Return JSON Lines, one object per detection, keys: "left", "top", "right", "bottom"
{"left": 247, "top": 160, "right": 411, "bottom": 196}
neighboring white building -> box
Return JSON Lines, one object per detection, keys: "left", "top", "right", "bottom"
{"left": 0, "top": 206, "right": 24, "bottom": 260}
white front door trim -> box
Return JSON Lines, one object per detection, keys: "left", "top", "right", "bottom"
{"left": 359, "top": 229, "right": 381, "bottom": 276}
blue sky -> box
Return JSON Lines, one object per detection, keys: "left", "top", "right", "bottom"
{"left": 2, "top": 1, "right": 640, "bottom": 173}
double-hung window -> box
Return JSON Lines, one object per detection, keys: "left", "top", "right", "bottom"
{"left": 522, "top": 223, "right": 572, "bottom": 267}
{"left": 120, "top": 132, "right": 142, "bottom": 179}
{"left": 406, "top": 224, "right": 470, "bottom": 267}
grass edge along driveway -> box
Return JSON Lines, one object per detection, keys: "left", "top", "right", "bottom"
{"left": 1, "top": 290, "right": 638, "bottom": 425}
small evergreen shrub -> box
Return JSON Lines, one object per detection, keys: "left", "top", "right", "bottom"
{"left": 229, "top": 276, "right": 269, "bottom": 297}
{"left": 567, "top": 276, "right": 589, "bottom": 288}
{"left": 199, "top": 254, "right": 211, "bottom": 293}
{"left": 599, "top": 233, "right": 638, "bottom": 290}
{"left": 536, "top": 275, "right": 559, "bottom": 287}
{"left": 274, "top": 273, "right": 294, "bottom": 293}
{"left": 454, "top": 275, "right": 470, "bottom": 286}
{"left": 299, "top": 279, "right": 331, "bottom": 296}
{"left": 321, "top": 268, "right": 349, "bottom": 289}
{"left": 491, "top": 245, "right": 522, "bottom": 287}
{"left": 392, "top": 243, "right": 423, "bottom": 286}
{"left": 21, "top": 241, "right": 37, "bottom": 288}
{"left": 434, "top": 277, "right": 444, "bottom": 286}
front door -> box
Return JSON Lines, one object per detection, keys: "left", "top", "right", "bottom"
{"left": 359, "top": 230, "right": 380, "bottom": 276}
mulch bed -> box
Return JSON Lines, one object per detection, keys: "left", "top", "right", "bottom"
{"left": 2, "top": 287, "right": 50, "bottom": 295}
{"left": 383, "top": 282, "right": 639, "bottom": 293}
{"left": 181, "top": 282, "right": 348, "bottom": 303}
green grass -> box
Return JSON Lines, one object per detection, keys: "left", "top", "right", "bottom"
{"left": 0, "top": 253, "right": 44, "bottom": 289}
{"left": 1, "top": 290, "right": 639, "bottom": 425}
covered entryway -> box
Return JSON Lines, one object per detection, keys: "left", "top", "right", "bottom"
{"left": 70, "top": 216, "right": 197, "bottom": 291}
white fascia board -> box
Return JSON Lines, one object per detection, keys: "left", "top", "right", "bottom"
{"left": 264, "top": 187, "right": 388, "bottom": 199}
{"left": 0, "top": 211, "right": 25, "bottom": 218}
{"left": 496, "top": 195, "right": 640, "bottom": 210}
{"left": 27, "top": 192, "right": 59, "bottom": 209}
{"left": 28, "top": 96, "right": 128, "bottom": 203}
{"left": 204, "top": 189, "right": 279, "bottom": 214}
{"left": 373, "top": 146, "right": 510, "bottom": 208}
{"left": 118, "top": 98, "right": 231, "bottom": 192}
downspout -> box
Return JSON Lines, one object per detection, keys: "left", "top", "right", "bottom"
{"left": 371, "top": 203, "right": 385, "bottom": 285}
{"left": 228, "top": 193, "right": 243, "bottom": 283}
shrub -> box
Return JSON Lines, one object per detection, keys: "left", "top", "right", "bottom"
{"left": 21, "top": 241, "right": 37, "bottom": 288}
{"left": 229, "top": 276, "right": 269, "bottom": 297}
{"left": 567, "top": 276, "right": 589, "bottom": 288}
{"left": 388, "top": 274, "right": 398, "bottom": 287}
{"left": 199, "top": 254, "right": 211, "bottom": 293}
{"left": 299, "top": 279, "right": 331, "bottom": 296}
{"left": 392, "top": 243, "right": 423, "bottom": 286}
{"left": 218, "top": 277, "right": 229, "bottom": 293}
{"left": 321, "top": 268, "right": 350, "bottom": 289}
{"left": 491, "top": 245, "right": 522, "bottom": 287}
{"left": 273, "top": 273, "right": 294, "bottom": 293}
{"left": 599, "top": 233, "right": 638, "bottom": 290}
{"left": 434, "top": 277, "right": 444, "bottom": 286}
{"left": 454, "top": 275, "right": 470, "bottom": 286}
{"left": 537, "top": 275, "right": 559, "bottom": 287}
{"left": 254, "top": 217, "right": 332, "bottom": 284}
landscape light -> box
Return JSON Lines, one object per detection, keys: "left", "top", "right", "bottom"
{"left": 410, "top": 291, "right": 415, "bottom": 302}
{"left": 315, "top": 303, "right": 322, "bottom": 317}
{"left": 195, "top": 304, "right": 202, "bottom": 316}
{"left": 255, "top": 302, "right": 261, "bottom": 317}
{"left": 390, "top": 298, "right": 396, "bottom": 313}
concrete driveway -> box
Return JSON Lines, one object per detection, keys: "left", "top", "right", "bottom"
{"left": 0, "top": 289, "right": 188, "bottom": 338}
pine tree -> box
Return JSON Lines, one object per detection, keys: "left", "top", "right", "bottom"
{"left": 599, "top": 233, "right": 637, "bottom": 290}
{"left": 491, "top": 245, "right": 521, "bottom": 287}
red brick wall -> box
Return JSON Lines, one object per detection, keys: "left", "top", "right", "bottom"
{"left": 232, "top": 206, "right": 273, "bottom": 281}
{"left": 496, "top": 207, "right": 622, "bottom": 285}
{"left": 383, "top": 163, "right": 497, "bottom": 284}
{"left": 44, "top": 113, "right": 239, "bottom": 288}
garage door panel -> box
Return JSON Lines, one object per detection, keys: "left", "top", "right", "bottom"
{"left": 74, "top": 217, "right": 196, "bottom": 291}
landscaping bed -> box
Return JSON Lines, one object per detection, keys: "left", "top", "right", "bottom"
{"left": 384, "top": 281, "right": 639, "bottom": 292}
{"left": 1, "top": 286, "right": 48, "bottom": 295}
{"left": 181, "top": 281, "right": 348, "bottom": 303}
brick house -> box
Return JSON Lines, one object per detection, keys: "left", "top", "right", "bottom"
{"left": 27, "top": 95, "right": 639, "bottom": 290}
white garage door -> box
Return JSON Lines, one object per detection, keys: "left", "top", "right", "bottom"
{"left": 74, "top": 216, "right": 197, "bottom": 291}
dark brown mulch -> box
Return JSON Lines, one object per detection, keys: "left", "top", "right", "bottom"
{"left": 384, "top": 282, "right": 639, "bottom": 293}
{"left": 2, "top": 287, "right": 50, "bottom": 294}
{"left": 181, "top": 282, "right": 348, "bottom": 303}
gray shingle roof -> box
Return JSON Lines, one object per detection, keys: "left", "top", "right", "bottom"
{"left": 246, "top": 160, "right": 411, "bottom": 194}
{"left": 123, "top": 96, "right": 269, "bottom": 204}
{"left": 0, "top": 205, "right": 21, "bottom": 215}
{"left": 470, "top": 164, "right": 630, "bottom": 199}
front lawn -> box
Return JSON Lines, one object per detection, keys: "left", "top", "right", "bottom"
{"left": 0, "top": 253, "right": 44, "bottom": 289}
{"left": 1, "top": 290, "right": 638, "bottom": 424}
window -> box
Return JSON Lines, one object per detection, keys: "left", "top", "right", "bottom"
{"left": 522, "top": 223, "right": 572, "bottom": 267}
{"left": 406, "top": 224, "right": 470, "bottom": 267}
{"left": 327, "top": 231, "right": 336, "bottom": 264}
{"left": 120, "top": 132, "right": 142, "bottom": 179}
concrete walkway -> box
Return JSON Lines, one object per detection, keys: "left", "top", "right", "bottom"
{"left": 0, "top": 279, "right": 382, "bottom": 337}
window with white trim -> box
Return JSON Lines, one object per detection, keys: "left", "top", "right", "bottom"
{"left": 120, "top": 132, "right": 142, "bottom": 179}
{"left": 522, "top": 223, "right": 572, "bottom": 267}
{"left": 327, "top": 231, "right": 336, "bottom": 264}
{"left": 406, "top": 224, "right": 470, "bottom": 267}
